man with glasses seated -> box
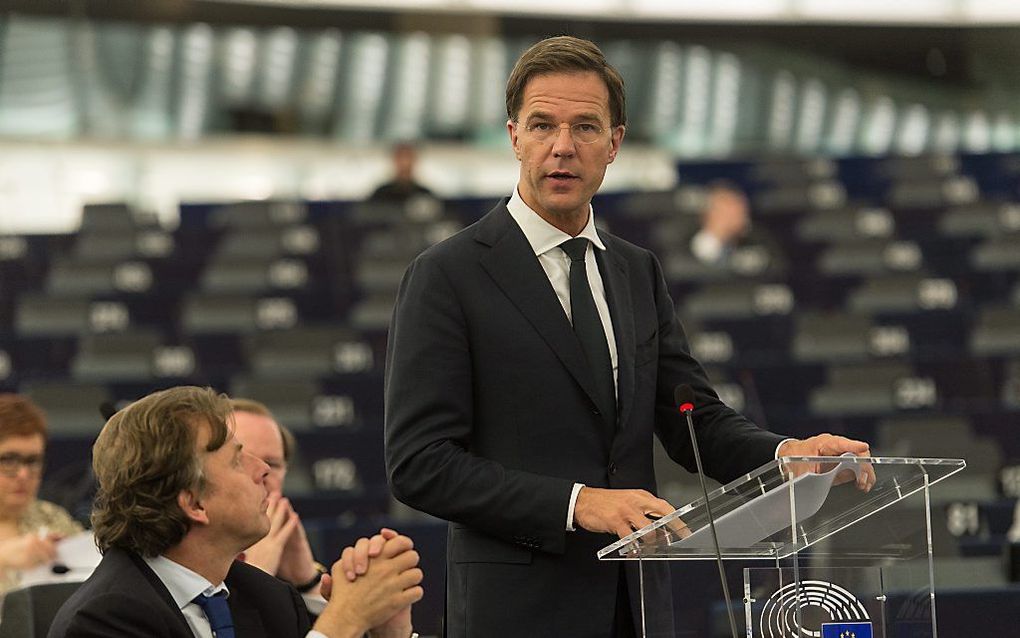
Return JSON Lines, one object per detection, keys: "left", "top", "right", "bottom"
{"left": 0, "top": 394, "right": 81, "bottom": 600}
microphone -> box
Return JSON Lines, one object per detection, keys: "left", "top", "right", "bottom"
{"left": 675, "top": 384, "right": 738, "bottom": 638}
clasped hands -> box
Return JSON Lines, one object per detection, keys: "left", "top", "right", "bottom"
{"left": 313, "top": 528, "right": 423, "bottom": 638}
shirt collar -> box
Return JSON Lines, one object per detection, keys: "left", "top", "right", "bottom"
{"left": 143, "top": 554, "right": 230, "bottom": 610}
{"left": 506, "top": 188, "right": 607, "bottom": 257}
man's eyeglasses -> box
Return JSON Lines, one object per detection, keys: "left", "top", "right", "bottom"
{"left": 0, "top": 453, "right": 44, "bottom": 477}
{"left": 519, "top": 121, "right": 607, "bottom": 144}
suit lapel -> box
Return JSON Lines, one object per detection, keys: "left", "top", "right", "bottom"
{"left": 476, "top": 205, "right": 603, "bottom": 411}
{"left": 595, "top": 238, "right": 635, "bottom": 429}
{"left": 126, "top": 550, "right": 196, "bottom": 637}
{"left": 227, "top": 592, "right": 267, "bottom": 638}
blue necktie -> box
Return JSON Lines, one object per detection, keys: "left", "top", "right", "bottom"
{"left": 191, "top": 592, "right": 235, "bottom": 638}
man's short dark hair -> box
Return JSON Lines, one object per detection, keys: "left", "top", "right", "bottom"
{"left": 506, "top": 35, "right": 626, "bottom": 128}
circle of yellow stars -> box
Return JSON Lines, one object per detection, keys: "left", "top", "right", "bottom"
{"left": 839, "top": 632, "right": 857, "bottom": 638}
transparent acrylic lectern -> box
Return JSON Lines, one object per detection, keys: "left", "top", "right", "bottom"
{"left": 599, "top": 456, "right": 966, "bottom": 638}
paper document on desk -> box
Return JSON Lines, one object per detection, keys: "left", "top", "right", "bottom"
{"left": 16, "top": 531, "right": 102, "bottom": 588}
{"left": 672, "top": 455, "right": 865, "bottom": 550}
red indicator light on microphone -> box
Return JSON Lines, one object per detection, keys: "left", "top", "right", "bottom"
{"left": 678, "top": 402, "right": 694, "bottom": 413}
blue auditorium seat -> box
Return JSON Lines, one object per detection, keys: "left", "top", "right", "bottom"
{"left": 795, "top": 206, "right": 896, "bottom": 243}
{"left": 21, "top": 380, "right": 111, "bottom": 436}
{"left": 79, "top": 203, "right": 145, "bottom": 231}
{"left": 180, "top": 293, "right": 302, "bottom": 334}
{"left": 15, "top": 295, "right": 133, "bottom": 337}
{"left": 348, "top": 291, "right": 397, "bottom": 332}
{"left": 243, "top": 326, "right": 381, "bottom": 378}
{"left": 199, "top": 255, "right": 315, "bottom": 295}
{"left": 45, "top": 258, "right": 158, "bottom": 297}
{"left": 971, "top": 236, "right": 1020, "bottom": 272}
{"left": 213, "top": 224, "right": 322, "bottom": 260}
{"left": 808, "top": 361, "right": 931, "bottom": 417}
{"left": 0, "top": 582, "right": 83, "bottom": 638}
{"left": 229, "top": 375, "right": 383, "bottom": 434}
{"left": 817, "top": 239, "right": 926, "bottom": 277}
{"left": 937, "top": 202, "right": 1020, "bottom": 239}
{"left": 679, "top": 281, "right": 796, "bottom": 321}
{"left": 207, "top": 200, "right": 309, "bottom": 229}
{"left": 70, "top": 227, "right": 174, "bottom": 262}
{"left": 1001, "top": 359, "right": 1020, "bottom": 410}
{"left": 845, "top": 274, "right": 963, "bottom": 315}
{"left": 69, "top": 329, "right": 167, "bottom": 382}
{"left": 971, "top": 307, "right": 1020, "bottom": 356}
{"left": 791, "top": 312, "right": 911, "bottom": 363}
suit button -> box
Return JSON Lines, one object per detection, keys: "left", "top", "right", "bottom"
{"left": 608, "top": 461, "right": 617, "bottom": 475}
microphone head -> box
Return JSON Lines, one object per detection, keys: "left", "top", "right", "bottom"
{"left": 674, "top": 384, "right": 696, "bottom": 413}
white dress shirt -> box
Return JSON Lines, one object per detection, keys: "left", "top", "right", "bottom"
{"left": 143, "top": 555, "right": 328, "bottom": 638}
{"left": 506, "top": 190, "right": 618, "bottom": 531}
{"left": 690, "top": 229, "right": 727, "bottom": 264}
{"left": 506, "top": 191, "right": 793, "bottom": 533}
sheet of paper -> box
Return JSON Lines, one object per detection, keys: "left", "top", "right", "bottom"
{"left": 15, "top": 530, "right": 102, "bottom": 588}
{"left": 672, "top": 454, "right": 865, "bottom": 550}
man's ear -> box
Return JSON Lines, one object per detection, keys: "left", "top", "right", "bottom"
{"left": 607, "top": 125, "right": 626, "bottom": 164}
{"left": 507, "top": 119, "right": 521, "bottom": 160}
{"left": 178, "top": 489, "right": 209, "bottom": 526}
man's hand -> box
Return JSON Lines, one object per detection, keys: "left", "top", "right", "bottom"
{"left": 313, "top": 534, "right": 423, "bottom": 638}
{"left": 367, "top": 605, "right": 414, "bottom": 638}
{"left": 777, "top": 434, "right": 875, "bottom": 492}
{"left": 275, "top": 512, "right": 319, "bottom": 586}
{"left": 573, "top": 487, "right": 675, "bottom": 539}
{"left": 334, "top": 528, "right": 399, "bottom": 583}
{"left": 244, "top": 493, "right": 299, "bottom": 575}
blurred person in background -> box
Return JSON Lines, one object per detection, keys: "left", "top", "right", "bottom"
{"left": 49, "top": 386, "right": 421, "bottom": 638}
{"left": 688, "top": 180, "right": 751, "bottom": 266}
{"left": 231, "top": 397, "right": 414, "bottom": 636}
{"left": 0, "top": 394, "right": 81, "bottom": 599}
{"left": 665, "top": 180, "right": 785, "bottom": 280}
{"left": 369, "top": 142, "right": 434, "bottom": 205}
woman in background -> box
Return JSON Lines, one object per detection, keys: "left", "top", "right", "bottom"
{"left": 0, "top": 394, "right": 81, "bottom": 597}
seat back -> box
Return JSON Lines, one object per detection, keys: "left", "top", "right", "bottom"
{"left": 0, "top": 581, "right": 82, "bottom": 638}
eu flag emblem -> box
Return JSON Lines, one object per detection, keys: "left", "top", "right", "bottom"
{"left": 821, "top": 621, "right": 873, "bottom": 638}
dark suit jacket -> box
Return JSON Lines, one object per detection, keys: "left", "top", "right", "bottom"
{"left": 47, "top": 547, "right": 310, "bottom": 638}
{"left": 384, "top": 202, "right": 786, "bottom": 637}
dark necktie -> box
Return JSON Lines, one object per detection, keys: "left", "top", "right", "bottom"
{"left": 559, "top": 237, "right": 616, "bottom": 430}
{"left": 192, "top": 592, "right": 235, "bottom": 638}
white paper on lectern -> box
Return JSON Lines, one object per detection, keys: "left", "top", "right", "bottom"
{"left": 16, "top": 531, "right": 102, "bottom": 588}
{"left": 670, "top": 454, "right": 865, "bottom": 550}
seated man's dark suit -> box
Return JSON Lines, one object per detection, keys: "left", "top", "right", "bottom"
{"left": 385, "top": 201, "right": 786, "bottom": 637}
{"left": 47, "top": 547, "right": 310, "bottom": 638}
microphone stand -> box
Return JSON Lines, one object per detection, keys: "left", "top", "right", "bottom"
{"left": 678, "top": 392, "right": 739, "bottom": 638}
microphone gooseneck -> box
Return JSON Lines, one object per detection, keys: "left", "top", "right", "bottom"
{"left": 675, "top": 384, "right": 738, "bottom": 638}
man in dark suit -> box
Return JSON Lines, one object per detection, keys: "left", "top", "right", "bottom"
{"left": 49, "top": 386, "right": 422, "bottom": 638}
{"left": 384, "top": 36, "right": 871, "bottom": 637}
